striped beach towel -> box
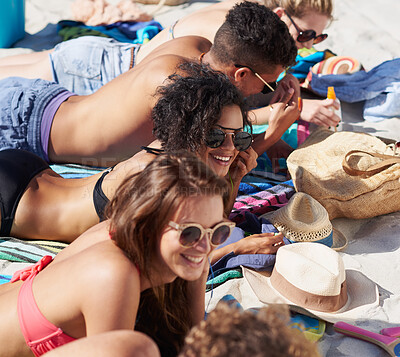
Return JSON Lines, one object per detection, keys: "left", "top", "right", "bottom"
{"left": 230, "top": 168, "right": 296, "bottom": 223}
{"left": 0, "top": 237, "right": 67, "bottom": 263}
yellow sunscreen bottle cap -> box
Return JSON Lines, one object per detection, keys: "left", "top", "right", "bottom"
{"left": 327, "top": 86, "right": 336, "bottom": 100}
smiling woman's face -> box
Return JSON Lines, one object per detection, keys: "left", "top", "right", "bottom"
{"left": 157, "top": 194, "right": 225, "bottom": 282}
{"left": 198, "top": 104, "right": 244, "bottom": 177}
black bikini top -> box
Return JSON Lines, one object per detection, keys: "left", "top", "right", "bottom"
{"left": 93, "top": 166, "right": 114, "bottom": 221}
{"left": 140, "top": 146, "right": 164, "bottom": 155}
{"left": 93, "top": 147, "right": 163, "bottom": 221}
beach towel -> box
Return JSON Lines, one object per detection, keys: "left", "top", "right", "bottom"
{"left": 57, "top": 20, "right": 163, "bottom": 44}
{"left": 0, "top": 237, "right": 67, "bottom": 263}
{"left": 211, "top": 213, "right": 291, "bottom": 277}
{"left": 50, "top": 163, "right": 103, "bottom": 178}
{"left": 230, "top": 176, "right": 296, "bottom": 223}
{"left": 0, "top": 274, "right": 11, "bottom": 284}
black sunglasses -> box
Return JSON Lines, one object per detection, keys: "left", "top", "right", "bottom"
{"left": 234, "top": 64, "right": 277, "bottom": 94}
{"left": 285, "top": 10, "right": 328, "bottom": 44}
{"left": 206, "top": 127, "right": 253, "bottom": 151}
{"left": 168, "top": 221, "right": 235, "bottom": 247}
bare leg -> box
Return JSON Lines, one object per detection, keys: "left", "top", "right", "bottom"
{"left": 0, "top": 49, "right": 54, "bottom": 81}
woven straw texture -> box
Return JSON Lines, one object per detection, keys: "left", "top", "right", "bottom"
{"left": 287, "top": 128, "right": 400, "bottom": 219}
{"left": 267, "top": 193, "right": 333, "bottom": 242}
{"left": 273, "top": 220, "right": 332, "bottom": 242}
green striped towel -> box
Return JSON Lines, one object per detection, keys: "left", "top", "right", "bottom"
{"left": 0, "top": 237, "right": 68, "bottom": 263}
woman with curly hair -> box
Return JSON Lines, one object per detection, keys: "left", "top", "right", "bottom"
{"left": 0, "top": 151, "right": 234, "bottom": 357}
{"left": 0, "top": 61, "right": 257, "bottom": 243}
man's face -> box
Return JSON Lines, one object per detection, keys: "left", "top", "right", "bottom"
{"left": 234, "top": 65, "right": 284, "bottom": 97}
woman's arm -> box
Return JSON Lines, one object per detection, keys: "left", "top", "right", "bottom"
{"left": 78, "top": 244, "right": 142, "bottom": 336}
{"left": 209, "top": 232, "right": 284, "bottom": 264}
{"left": 42, "top": 330, "right": 160, "bottom": 357}
{"left": 300, "top": 98, "right": 340, "bottom": 127}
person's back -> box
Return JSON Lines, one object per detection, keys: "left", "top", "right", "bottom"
{"left": 136, "top": 0, "right": 239, "bottom": 62}
{"left": 0, "top": 2, "right": 297, "bottom": 166}
{"left": 48, "top": 53, "right": 187, "bottom": 166}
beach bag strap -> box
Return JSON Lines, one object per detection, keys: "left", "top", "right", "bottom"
{"left": 342, "top": 150, "right": 400, "bottom": 177}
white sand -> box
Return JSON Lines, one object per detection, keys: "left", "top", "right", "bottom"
{"left": 1, "top": 1, "right": 399, "bottom": 356}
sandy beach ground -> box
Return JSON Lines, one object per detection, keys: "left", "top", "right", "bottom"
{"left": 1, "top": 1, "right": 399, "bottom": 356}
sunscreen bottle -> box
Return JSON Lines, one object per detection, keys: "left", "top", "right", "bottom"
{"left": 327, "top": 86, "right": 342, "bottom": 131}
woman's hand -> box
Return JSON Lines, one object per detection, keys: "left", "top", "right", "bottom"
{"left": 229, "top": 146, "right": 258, "bottom": 185}
{"left": 300, "top": 98, "right": 340, "bottom": 127}
{"left": 210, "top": 232, "right": 285, "bottom": 264}
{"left": 233, "top": 232, "right": 285, "bottom": 255}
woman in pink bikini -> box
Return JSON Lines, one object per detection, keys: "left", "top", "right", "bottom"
{"left": 0, "top": 152, "right": 234, "bottom": 357}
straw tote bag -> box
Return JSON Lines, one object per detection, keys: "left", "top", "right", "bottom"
{"left": 287, "top": 128, "right": 400, "bottom": 220}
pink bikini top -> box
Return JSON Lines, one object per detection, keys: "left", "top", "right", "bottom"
{"left": 11, "top": 256, "right": 76, "bottom": 357}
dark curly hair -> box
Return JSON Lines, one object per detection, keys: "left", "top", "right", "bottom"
{"left": 152, "top": 61, "right": 251, "bottom": 153}
{"left": 211, "top": 1, "right": 297, "bottom": 72}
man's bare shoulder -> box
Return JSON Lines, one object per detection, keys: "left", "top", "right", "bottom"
{"left": 128, "top": 53, "right": 191, "bottom": 82}
{"left": 142, "top": 36, "right": 212, "bottom": 63}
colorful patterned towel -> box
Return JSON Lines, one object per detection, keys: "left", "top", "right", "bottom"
{"left": 230, "top": 177, "right": 296, "bottom": 223}
{"left": 0, "top": 237, "right": 67, "bottom": 263}
{"left": 208, "top": 294, "right": 326, "bottom": 342}
{"left": 0, "top": 274, "right": 11, "bottom": 285}
{"left": 57, "top": 20, "right": 163, "bottom": 44}
{"left": 206, "top": 269, "right": 242, "bottom": 292}
{"left": 50, "top": 163, "right": 103, "bottom": 178}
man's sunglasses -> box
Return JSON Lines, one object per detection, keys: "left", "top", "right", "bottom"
{"left": 285, "top": 10, "right": 328, "bottom": 44}
{"left": 205, "top": 127, "right": 253, "bottom": 151}
{"left": 168, "top": 221, "right": 235, "bottom": 247}
{"left": 234, "top": 64, "right": 277, "bottom": 94}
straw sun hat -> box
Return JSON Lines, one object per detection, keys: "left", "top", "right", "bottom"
{"left": 243, "top": 242, "right": 379, "bottom": 323}
{"left": 261, "top": 192, "right": 348, "bottom": 251}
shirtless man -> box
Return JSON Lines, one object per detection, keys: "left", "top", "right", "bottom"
{"left": 0, "top": 0, "right": 336, "bottom": 128}
{"left": 0, "top": 2, "right": 298, "bottom": 167}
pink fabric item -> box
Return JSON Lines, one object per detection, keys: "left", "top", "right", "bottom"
{"left": 11, "top": 256, "right": 76, "bottom": 357}
{"left": 296, "top": 119, "right": 310, "bottom": 147}
{"left": 71, "top": 0, "right": 153, "bottom": 26}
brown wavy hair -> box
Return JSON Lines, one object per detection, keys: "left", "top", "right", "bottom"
{"left": 105, "top": 152, "right": 230, "bottom": 355}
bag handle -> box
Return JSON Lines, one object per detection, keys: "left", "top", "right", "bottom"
{"left": 342, "top": 150, "right": 400, "bottom": 177}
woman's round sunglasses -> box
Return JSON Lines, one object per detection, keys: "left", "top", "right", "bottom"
{"left": 168, "top": 221, "right": 236, "bottom": 247}
{"left": 285, "top": 10, "right": 328, "bottom": 44}
{"left": 205, "top": 127, "right": 253, "bottom": 151}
